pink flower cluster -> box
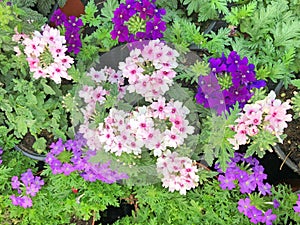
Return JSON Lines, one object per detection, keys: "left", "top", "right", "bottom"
{"left": 156, "top": 150, "right": 199, "bottom": 195}
{"left": 78, "top": 67, "right": 126, "bottom": 121}
{"left": 21, "top": 25, "right": 74, "bottom": 84}
{"left": 228, "top": 91, "right": 292, "bottom": 150}
{"left": 79, "top": 96, "right": 194, "bottom": 157}
{"left": 119, "top": 40, "right": 179, "bottom": 101}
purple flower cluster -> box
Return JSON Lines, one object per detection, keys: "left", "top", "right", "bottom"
{"left": 238, "top": 198, "right": 277, "bottom": 225}
{"left": 294, "top": 194, "right": 300, "bottom": 215}
{"left": 0, "top": 148, "right": 3, "bottom": 164}
{"left": 216, "top": 153, "right": 271, "bottom": 195}
{"left": 50, "top": 9, "right": 83, "bottom": 54}
{"left": 111, "top": 0, "right": 166, "bottom": 42}
{"left": 45, "top": 135, "right": 128, "bottom": 184}
{"left": 216, "top": 153, "right": 279, "bottom": 224}
{"left": 10, "top": 169, "right": 44, "bottom": 208}
{"left": 195, "top": 51, "right": 266, "bottom": 114}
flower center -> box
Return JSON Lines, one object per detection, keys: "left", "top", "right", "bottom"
{"left": 126, "top": 15, "right": 146, "bottom": 35}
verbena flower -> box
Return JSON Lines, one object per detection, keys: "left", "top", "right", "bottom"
{"left": 45, "top": 134, "right": 128, "bottom": 184}
{"left": 228, "top": 91, "right": 292, "bottom": 150}
{"left": 21, "top": 24, "right": 74, "bottom": 83}
{"left": 119, "top": 39, "right": 179, "bottom": 101}
{"left": 218, "top": 153, "right": 279, "bottom": 225}
{"left": 195, "top": 51, "right": 266, "bottom": 115}
{"left": 111, "top": 0, "right": 166, "bottom": 42}
{"left": 50, "top": 9, "right": 83, "bottom": 54}
{"left": 156, "top": 150, "right": 199, "bottom": 195}
{"left": 294, "top": 194, "right": 300, "bottom": 215}
{"left": 216, "top": 152, "right": 270, "bottom": 195}
{"left": 10, "top": 169, "right": 44, "bottom": 208}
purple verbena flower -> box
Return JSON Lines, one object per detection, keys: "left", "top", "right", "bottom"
{"left": 111, "top": 0, "right": 166, "bottom": 42}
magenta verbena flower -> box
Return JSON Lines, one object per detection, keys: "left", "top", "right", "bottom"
{"left": 195, "top": 51, "right": 266, "bottom": 115}
{"left": 45, "top": 135, "right": 128, "bottom": 183}
{"left": 50, "top": 9, "right": 83, "bottom": 55}
{"left": 111, "top": 0, "right": 166, "bottom": 42}
{"left": 10, "top": 169, "right": 44, "bottom": 208}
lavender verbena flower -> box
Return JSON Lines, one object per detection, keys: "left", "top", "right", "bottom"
{"left": 196, "top": 51, "right": 266, "bottom": 115}
{"left": 216, "top": 152, "right": 271, "bottom": 195}
{"left": 10, "top": 169, "right": 44, "bottom": 208}
{"left": 111, "top": 0, "right": 166, "bottom": 42}
{"left": 294, "top": 194, "right": 300, "bottom": 215}
{"left": 45, "top": 136, "right": 128, "bottom": 183}
{"left": 238, "top": 198, "right": 277, "bottom": 225}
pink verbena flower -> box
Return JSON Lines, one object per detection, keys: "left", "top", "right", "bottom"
{"left": 21, "top": 25, "right": 74, "bottom": 84}
{"left": 228, "top": 91, "right": 292, "bottom": 150}
{"left": 156, "top": 150, "right": 199, "bottom": 195}
{"left": 119, "top": 40, "right": 179, "bottom": 101}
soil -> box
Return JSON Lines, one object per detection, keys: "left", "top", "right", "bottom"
{"left": 278, "top": 85, "right": 300, "bottom": 172}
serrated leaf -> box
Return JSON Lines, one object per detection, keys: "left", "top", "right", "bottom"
{"left": 32, "top": 137, "right": 47, "bottom": 154}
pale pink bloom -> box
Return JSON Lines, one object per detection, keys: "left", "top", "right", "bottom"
{"left": 87, "top": 68, "right": 106, "bottom": 83}
{"left": 32, "top": 68, "right": 46, "bottom": 79}
{"left": 150, "top": 97, "right": 167, "bottom": 119}
{"left": 23, "top": 37, "right": 43, "bottom": 57}
{"left": 79, "top": 85, "right": 95, "bottom": 103}
{"left": 54, "top": 55, "right": 74, "bottom": 69}
{"left": 92, "top": 86, "right": 107, "bottom": 104}
{"left": 27, "top": 57, "right": 39, "bottom": 71}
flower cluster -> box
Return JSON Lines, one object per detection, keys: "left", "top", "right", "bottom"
{"left": 217, "top": 153, "right": 278, "bottom": 224}
{"left": 119, "top": 40, "right": 179, "bottom": 101}
{"left": 21, "top": 24, "right": 74, "bottom": 83}
{"left": 238, "top": 198, "right": 278, "bottom": 225}
{"left": 10, "top": 169, "right": 44, "bottom": 208}
{"left": 111, "top": 0, "right": 166, "bottom": 42}
{"left": 156, "top": 150, "right": 199, "bottom": 195}
{"left": 45, "top": 135, "right": 128, "bottom": 184}
{"left": 79, "top": 97, "right": 194, "bottom": 157}
{"left": 50, "top": 9, "right": 83, "bottom": 54}
{"left": 196, "top": 51, "right": 266, "bottom": 114}
{"left": 294, "top": 194, "right": 300, "bottom": 215}
{"left": 216, "top": 153, "right": 271, "bottom": 195}
{"left": 228, "top": 91, "right": 292, "bottom": 150}
{"left": 78, "top": 66, "right": 126, "bottom": 121}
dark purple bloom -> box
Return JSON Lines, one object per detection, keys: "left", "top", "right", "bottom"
{"left": 136, "top": 0, "right": 155, "bottom": 20}
{"left": 209, "top": 58, "right": 227, "bottom": 73}
{"left": 145, "top": 16, "right": 166, "bottom": 39}
{"left": 111, "top": 24, "right": 129, "bottom": 42}
{"left": 67, "top": 38, "right": 82, "bottom": 55}
{"left": 248, "top": 79, "right": 266, "bottom": 89}
{"left": 50, "top": 9, "right": 67, "bottom": 26}
{"left": 111, "top": 0, "right": 166, "bottom": 42}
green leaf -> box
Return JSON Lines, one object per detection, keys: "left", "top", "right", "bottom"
{"left": 32, "top": 137, "right": 47, "bottom": 154}
{"left": 16, "top": 118, "right": 28, "bottom": 136}
{"left": 291, "top": 79, "right": 300, "bottom": 89}
{"left": 41, "top": 82, "right": 56, "bottom": 95}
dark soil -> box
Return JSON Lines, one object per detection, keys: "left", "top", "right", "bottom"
{"left": 278, "top": 85, "right": 300, "bottom": 171}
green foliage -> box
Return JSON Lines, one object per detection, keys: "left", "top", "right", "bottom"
{"left": 175, "top": 60, "right": 210, "bottom": 85}
{"left": 202, "top": 27, "right": 231, "bottom": 56}
{"left": 244, "top": 129, "right": 279, "bottom": 158}
{"left": 225, "top": 1, "right": 257, "bottom": 26}
{"left": 116, "top": 180, "right": 251, "bottom": 224}
{"left": 198, "top": 104, "right": 240, "bottom": 171}
{"left": 164, "top": 17, "right": 205, "bottom": 53}
{"left": 291, "top": 91, "right": 300, "bottom": 119}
